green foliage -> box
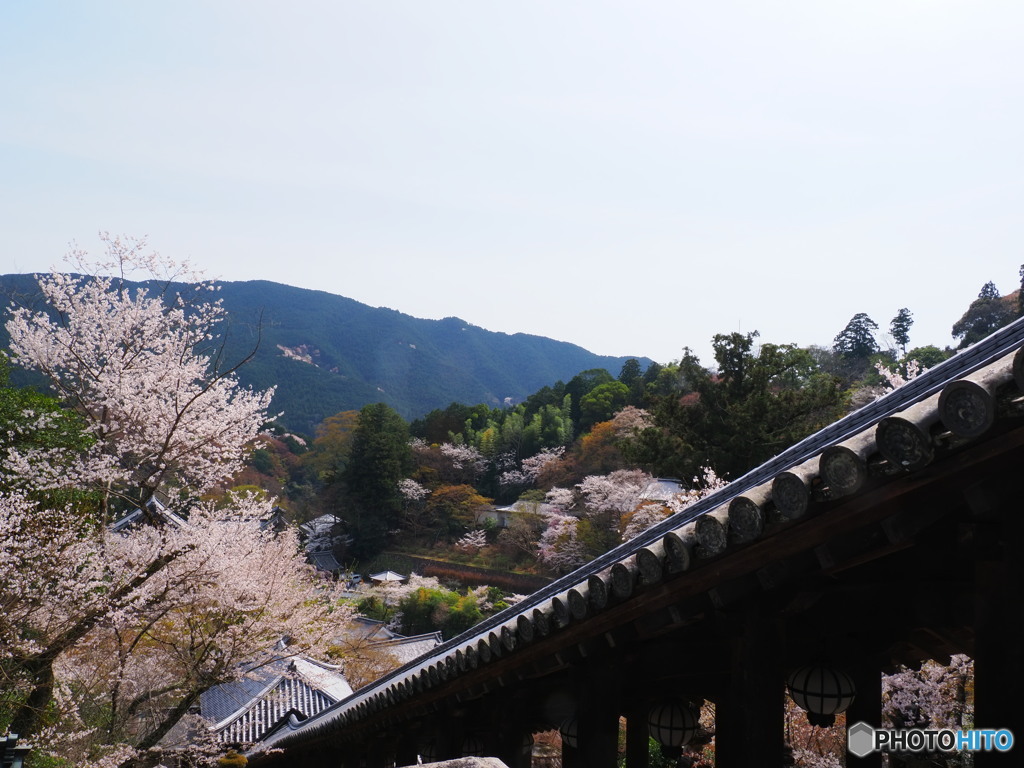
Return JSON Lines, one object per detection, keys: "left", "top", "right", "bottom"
{"left": 423, "top": 484, "right": 492, "bottom": 539}
{"left": 397, "top": 586, "right": 484, "bottom": 639}
{"left": 833, "top": 313, "right": 879, "bottom": 359}
{"left": 952, "top": 282, "right": 1015, "bottom": 349}
{"left": 579, "top": 381, "right": 630, "bottom": 431}
{"left": 565, "top": 368, "right": 614, "bottom": 427}
{"left": 1018, "top": 264, "right": 1024, "bottom": 318}
{"left": 452, "top": 396, "right": 573, "bottom": 469}
{"left": 617, "top": 738, "right": 676, "bottom": 768}
{"left": 0, "top": 357, "right": 98, "bottom": 510}
{"left": 354, "top": 595, "right": 391, "bottom": 622}
{"left": 338, "top": 403, "right": 413, "bottom": 560}
{"left": 249, "top": 448, "right": 275, "bottom": 475}
{"left": 628, "top": 334, "right": 846, "bottom": 480}
{"left": 889, "top": 307, "right": 914, "bottom": 357}
{"left": 905, "top": 345, "right": 952, "bottom": 370}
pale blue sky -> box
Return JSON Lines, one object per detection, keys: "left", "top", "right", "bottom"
{"left": 3, "top": 1, "right": 1024, "bottom": 366}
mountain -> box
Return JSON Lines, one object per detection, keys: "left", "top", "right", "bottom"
{"left": 0, "top": 275, "right": 651, "bottom": 436}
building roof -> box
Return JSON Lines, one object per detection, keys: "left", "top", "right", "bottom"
{"left": 299, "top": 513, "right": 343, "bottom": 539}
{"left": 252, "top": 317, "right": 1024, "bottom": 756}
{"left": 638, "top": 477, "right": 684, "bottom": 501}
{"left": 308, "top": 550, "right": 342, "bottom": 573}
{"left": 201, "top": 656, "right": 353, "bottom": 744}
{"left": 109, "top": 496, "right": 188, "bottom": 532}
{"left": 369, "top": 570, "right": 406, "bottom": 583}
{"left": 369, "top": 632, "right": 445, "bottom": 665}
{"left": 492, "top": 500, "right": 557, "bottom": 515}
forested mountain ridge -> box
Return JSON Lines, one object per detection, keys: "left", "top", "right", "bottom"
{"left": 0, "top": 274, "right": 649, "bottom": 435}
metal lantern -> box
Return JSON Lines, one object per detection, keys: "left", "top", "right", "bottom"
{"left": 559, "top": 716, "right": 579, "bottom": 749}
{"left": 787, "top": 664, "right": 856, "bottom": 727}
{"left": 648, "top": 699, "right": 700, "bottom": 753}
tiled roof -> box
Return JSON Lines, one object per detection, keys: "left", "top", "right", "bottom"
{"left": 639, "top": 477, "right": 684, "bottom": 500}
{"left": 201, "top": 667, "right": 280, "bottom": 724}
{"left": 203, "top": 657, "right": 352, "bottom": 744}
{"left": 308, "top": 550, "right": 342, "bottom": 572}
{"left": 109, "top": 496, "right": 187, "bottom": 532}
{"left": 370, "top": 632, "right": 444, "bottom": 665}
{"left": 255, "top": 318, "right": 1024, "bottom": 755}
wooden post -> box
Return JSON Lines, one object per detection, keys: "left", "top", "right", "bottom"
{"left": 973, "top": 513, "right": 1024, "bottom": 768}
{"left": 716, "top": 605, "right": 785, "bottom": 768}
{"left": 845, "top": 664, "right": 882, "bottom": 768}
{"left": 364, "top": 739, "right": 390, "bottom": 768}
{"left": 494, "top": 705, "right": 533, "bottom": 768}
{"left": 562, "top": 668, "right": 620, "bottom": 768}
{"left": 625, "top": 701, "right": 650, "bottom": 768}
{"left": 394, "top": 738, "right": 418, "bottom": 767}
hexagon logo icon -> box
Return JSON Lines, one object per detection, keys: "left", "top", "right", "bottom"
{"left": 848, "top": 721, "right": 875, "bottom": 758}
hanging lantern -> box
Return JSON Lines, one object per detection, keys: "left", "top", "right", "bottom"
{"left": 787, "top": 664, "right": 856, "bottom": 727}
{"left": 559, "top": 716, "right": 579, "bottom": 749}
{"left": 648, "top": 699, "right": 700, "bottom": 756}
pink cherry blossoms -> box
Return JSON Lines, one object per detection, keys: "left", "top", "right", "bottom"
{"left": 6, "top": 233, "right": 274, "bottom": 514}
{"left": 1, "top": 237, "right": 352, "bottom": 767}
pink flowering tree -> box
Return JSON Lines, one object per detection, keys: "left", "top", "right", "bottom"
{"left": 5, "top": 233, "right": 274, "bottom": 518}
{"left": 409, "top": 438, "right": 487, "bottom": 486}
{"left": 498, "top": 446, "right": 565, "bottom": 491}
{"left": 53, "top": 496, "right": 351, "bottom": 751}
{"left": 1, "top": 237, "right": 347, "bottom": 765}
{"left": 456, "top": 528, "right": 489, "bottom": 554}
{"left": 536, "top": 512, "right": 586, "bottom": 574}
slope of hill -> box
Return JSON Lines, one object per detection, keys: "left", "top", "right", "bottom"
{"left": 0, "top": 275, "right": 650, "bottom": 435}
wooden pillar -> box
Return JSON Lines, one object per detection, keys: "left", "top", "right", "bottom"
{"left": 437, "top": 709, "right": 464, "bottom": 760}
{"left": 716, "top": 604, "right": 785, "bottom": 768}
{"left": 625, "top": 701, "right": 650, "bottom": 768}
{"left": 561, "top": 668, "right": 620, "bottom": 768}
{"left": 394, "top": 738, "right": 418, "bottom": 767}
{"left": 845, "top": 663, "right": 882, "bottom": 768}
{"left": 495, "top": 720, "right": 533, "bottom": 768}
{"left": 576, "top": 670, "right": 621, "bottom": 768}
{"left": 364, "top": 739, "right": 390, "bottom": 768}
{"left": 974, "top": 514, "right": 1024, "bottom": 767}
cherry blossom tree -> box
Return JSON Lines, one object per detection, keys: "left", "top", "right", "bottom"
{"left": 874, "top": 358, "right": 926, "bottom": 392}
{"left": 1, "top": 236, "right": 348, "bottom": 766}
{"left": 456, "top": 528, "right": 488, "bottom": 553}
{"left": 498, "top": 446, "right": 565, "bottom": 490}
{"left": 5, "top": 233, "right": 273, "bottom": 518}
{"left": 51, "top": 497, "right": 351, "bottom": 751}
{"left": 536, "top": 512, "right": 586, "bottom": 573}
{"left": 538, "top": 468, "right": 727, "bottom": 566}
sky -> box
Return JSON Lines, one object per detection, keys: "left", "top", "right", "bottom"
{"left": 3, "top": 1, "right": 1024, "bottom": 367}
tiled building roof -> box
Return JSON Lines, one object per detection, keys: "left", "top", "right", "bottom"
{"left": 203, "top": 657, "right": 353, "bottom": 744}
{"left": 254, "top": 316, "right": 1024, "bottom": 757}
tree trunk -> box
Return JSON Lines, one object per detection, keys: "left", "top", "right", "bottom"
{"left": 136, "top": 686, "right": 204, "bottom": 751}
{"left": 8, "top": 550, "right": 180, "bottom": 737}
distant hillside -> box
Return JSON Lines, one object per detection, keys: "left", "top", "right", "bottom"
{"left": 0, "top": 275, "right": 651, "bottom": 435}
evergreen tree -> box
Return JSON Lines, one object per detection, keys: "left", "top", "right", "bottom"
{"left": 1017, "top": 265, "right": 1024, "bottom": 318}
{"left": 833, "top": 313, "right": 879, "bottom": 359}
{"left": 339, "top": 402, "right": 412, "bottom": 559}
{"left": 889, "top": 308, "right": 914, "bottom": 359}
{"left": 952, "top": 282, "right": 1014, "bottom": 349}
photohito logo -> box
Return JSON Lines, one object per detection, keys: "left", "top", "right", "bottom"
{"left": 848, "top": 722, "right": 1014, "bottom": 757}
